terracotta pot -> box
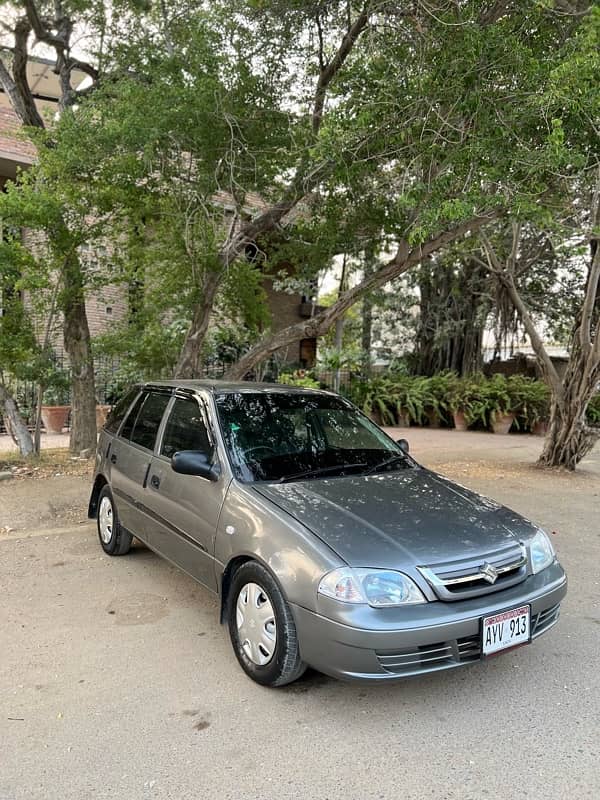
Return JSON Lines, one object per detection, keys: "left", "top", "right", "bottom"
{"left": 452, "top": 410, "right": 468, "bottom": 431}
{"left": 41, "top": 405, "right": 70, "bottom": 435}
{"left": 532, "top": 420, "right": 548, "bottom": 437}
{"left": 492, "top": 412, "right": 515, "bottom": 435}
{"left": 96, "top": 404, "right": 111, "bottom": 429}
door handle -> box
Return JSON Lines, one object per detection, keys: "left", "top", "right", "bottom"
{"left": 150, "top": 474, "right": 160, "bottom": 490}
{"left": 110, "top": 453, "right": 117, "bottom": 464}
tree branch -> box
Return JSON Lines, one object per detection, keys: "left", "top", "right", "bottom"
{"left": 225, "top": 213, "right": 498, "bottom": 380}
{"left": 312, "top": 3, "right": 371, "bottom": 135}
{"left": 23, "top": 0, "right": 63, "bottom": 48}
{"left": 0, "top": 19, "right": 45, "bottom": 128}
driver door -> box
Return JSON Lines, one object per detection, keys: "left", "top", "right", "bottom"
{"left": 143, "top": 394, "right": 227, "bottom": 592}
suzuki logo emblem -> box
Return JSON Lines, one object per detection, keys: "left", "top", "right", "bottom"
{"left": 480, "top": 562, "right": 499, "bottom": 584}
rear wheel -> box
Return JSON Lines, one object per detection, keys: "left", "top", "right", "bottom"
{"left": 97, "top": 486, "right": 132, "bottom": 556}
{"left": 228, "top": 561, "right": 306, "bottom": 687}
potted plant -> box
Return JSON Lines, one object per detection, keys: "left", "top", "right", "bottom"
{"left": 508, "top": 376, "right": 550, "bottom": 435}
{"left": 40, "top": 368, "right": 71, "bottom": 434}
{"left": 480, "top": 374, "right": 514, "bottom": 434}
{"left": 423, "top": 372, "right": 453, "bottom": 428}
{"left": 361, "top": 377, "right": 397, "bottom": 426}
{"left": 399, "top": 376, "right": 430, "bottom": 426}
{"left": 445, "top": 373, "right": 471, "bottom": 431}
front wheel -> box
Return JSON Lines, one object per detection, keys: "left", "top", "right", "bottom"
{"left": 97, "top": 486, "right": 133, "bottom": 556}
{"left": 228, "top": 561, "right": 306, "bottom": 687}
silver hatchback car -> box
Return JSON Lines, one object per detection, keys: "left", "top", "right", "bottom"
{"left": 89, "top": 381, "right": 567, "bottom": 686}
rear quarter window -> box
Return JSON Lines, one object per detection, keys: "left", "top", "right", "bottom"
{"left": 104, "top": 387, "right": 140, "bottom": 434}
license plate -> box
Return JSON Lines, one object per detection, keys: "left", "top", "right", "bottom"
{"left": 482, "top": 605, "right": 530, "bottom": 656}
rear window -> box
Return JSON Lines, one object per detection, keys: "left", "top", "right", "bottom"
{"left": 104, "top": 387, "right": 140, "bottom": 434}
{"left": 129, "top": 392, "right": 171, "bottom": 451}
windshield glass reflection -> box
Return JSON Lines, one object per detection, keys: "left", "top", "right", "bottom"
{"left": 215, "top": 391, "right": 413, "bottom": 483}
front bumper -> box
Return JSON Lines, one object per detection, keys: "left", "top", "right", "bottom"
{"left": 292, "top": 561, "right": 567, "bottom": 681}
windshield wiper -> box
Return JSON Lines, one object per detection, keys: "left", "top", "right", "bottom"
{"left": 278, "top": 462, "right": 368, "bottom": 484}
{"left": 364, "top": 454, "right": 408, "bottom": 476}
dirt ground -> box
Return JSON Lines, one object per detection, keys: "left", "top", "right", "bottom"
{"left": 1, "top": 429, "right": 599, "bottom": 800}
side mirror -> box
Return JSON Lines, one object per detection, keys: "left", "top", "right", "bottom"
{"left": 171, "top": 450, "right": 219, "bottom": 481}
{"left": 396, "top": 438, "right": 409, "bottom": 454}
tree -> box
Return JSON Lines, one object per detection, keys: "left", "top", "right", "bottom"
{"left": 478, "top": 6, "right": 600, "bottom": 469}
{"left": 481, "top": 202, "right": 599, "bottom": 469}
{"left": 0, "top": 0, "right": 149, "bottom": 452}
{"left": 224, "top": 1, "right": 595, "bottom": 378}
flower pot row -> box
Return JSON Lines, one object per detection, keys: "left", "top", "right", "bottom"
{"left": 40, "top": 404, "right": 111, "bottom": 434}
{"left": 353, "top": 372, "right": 554, "bottom": 435}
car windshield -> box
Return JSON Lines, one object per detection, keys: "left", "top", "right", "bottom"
{"left": 215, "top": 391, "right": 413, "bottom": 483}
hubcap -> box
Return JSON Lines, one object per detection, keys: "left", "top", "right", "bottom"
{"left": 99, "top": 496, "right": 113, "bottom": 544}
{"left": 236, "top": 582, "right": 277, "bottom": 666}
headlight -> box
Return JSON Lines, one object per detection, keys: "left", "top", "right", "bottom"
{"left": 529, "top": 530, "right": 555, "bottom": 574}
{"left": 318, "top": 567, "right": 426, "bottom": 607}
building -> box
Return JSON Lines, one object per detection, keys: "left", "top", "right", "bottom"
{"left": 1, "top": 57, "right": 317, "bottom": 374}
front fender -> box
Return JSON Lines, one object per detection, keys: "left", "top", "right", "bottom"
{"left": 215, "top": 481, "right": 343, "bottom": 611}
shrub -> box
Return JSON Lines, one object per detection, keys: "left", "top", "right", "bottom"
{"left": 278, "top": 371, "right": 320, "bottom": 389}
{"left": 587, "top": 394, "right": 600, "bottom": 426}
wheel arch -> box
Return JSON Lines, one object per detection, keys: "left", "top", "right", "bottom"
{"left": 88, "top": 474, "right": 108, "bottom": 519}
{"left": 219, "top": 553, "right": 291, "bottom": 624}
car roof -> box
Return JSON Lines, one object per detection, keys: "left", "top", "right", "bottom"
{"left": 141, "top": 379, "right": 335, "bottom": 396}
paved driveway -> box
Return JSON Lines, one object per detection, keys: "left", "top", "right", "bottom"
{"left": 1, "top": 432, "right": 599, "bottom": 800}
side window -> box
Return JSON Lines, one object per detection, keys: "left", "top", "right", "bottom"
{"left": 129, "top": 392, "right": 171, "bottom": 451}
{"left": 104, "top": 387, "right": 140, "bottom": 434}
{"left": 161, "top": 398, "right": 211, "bottom": 459}
{"left": 119, "top": 391, "right": 146, "bottom": 440}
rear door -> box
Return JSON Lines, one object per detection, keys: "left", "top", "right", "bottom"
{"left": 108, "top": 389, "right": 171, "bottom": 538}
{"left": 143, "top": 392, "right": 227, "bottom": 591}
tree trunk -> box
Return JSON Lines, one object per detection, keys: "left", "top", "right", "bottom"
{"left": 414, "top": 257, "right": 487, "bottom": 376}
{"left": 0, "top": 381, "right": 33, "bottom": 456}
{"left": 174, "top": 271, "right": 222, "bottom": 378}
{"left": 361, "top": 296, "right": 373, "bottom": 374}
{"left": 360, "top": 246, "right": 376, "bottom": 375}
{"left": 62, "top": 257, "right": 97, "bottom": 453}
{"left": 539, "top": 398, "right": 599, "bottom": 469}
{"left": 537, "top": 328, "right": 600, "bottom": 469}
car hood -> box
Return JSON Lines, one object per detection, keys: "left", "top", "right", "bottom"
{"left": 252, "top": 468, "right": 537, "bottom": 568}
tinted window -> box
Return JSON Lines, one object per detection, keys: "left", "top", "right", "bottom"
{"left": 120, "top": 392, "right": 146, "bottom": 440}
{"left": 216, "top": 392, "right": 408, "bottom": 482}
{"left": 161, "top": 398, "right": 211, "bottom": 459}
{"left": 129, "top": 392, "right": 171, "bottom": 451}
{"left": 104, "top": 387, "right": 140, "bottom": 434}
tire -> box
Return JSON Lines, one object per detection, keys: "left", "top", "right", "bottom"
{"left": 228, "top": 561, "right": 306, "bottom": 687}
{"left": 97, "top": 485, "right": 133, "bottom": 556}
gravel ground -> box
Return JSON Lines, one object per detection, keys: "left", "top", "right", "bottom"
{"left": 1, "top": 430, "right": 599, "bottom": 800}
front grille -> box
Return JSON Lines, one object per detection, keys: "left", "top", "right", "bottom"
{"left": 376, "top": 603, "right": 561, "bottom": 677}
{"left": 418, "top": 544, "right": 527, "bottom": 601}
